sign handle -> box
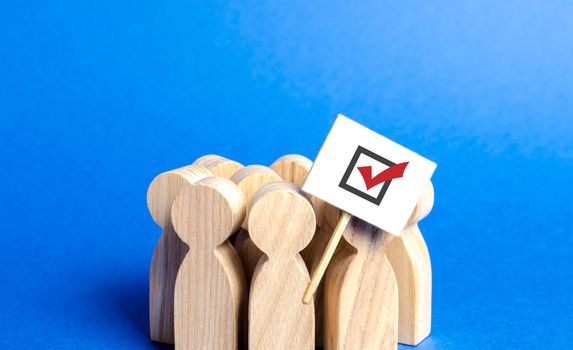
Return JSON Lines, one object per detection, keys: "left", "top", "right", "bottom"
{"left": 302, "top": 211, "right": 352, "bottom": 304}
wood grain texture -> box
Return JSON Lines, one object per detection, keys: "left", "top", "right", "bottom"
{"left": 324, "top": 217, "right": 398, "bottom": 350}
{"left": 232, "top": 228, "right": 262, "bottom": 288}
{"left": 248, "top": 182, "right": 316, "bottom": 350}
{"left": 270, "top": 154, "right": 331, "bottom": 347}
{"left": 147, "top": 165, "right": 212, "bottom": 344}
{"left": 231, "top": 165, "right": 282, "bottom": 286}
{"left": 230, "top": 165, "right": 282, "bottom": 230}
{"left": 384, "top": 181, "right": 434, "bottom": 345}
{"left": 171, "top": 176, "right": 247, "bottom": 350}
{"left": 270, "top": 154, "right": 328, "bottom": 229}
{"left": 269, "top": 154, "right": 312, "bottom": 186}
{"left": 193, "top": 154, "right": 244, "bottom": 179}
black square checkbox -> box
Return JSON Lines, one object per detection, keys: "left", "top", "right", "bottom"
{"left": 338, "top": 145, "right": 396, "bottom": 205}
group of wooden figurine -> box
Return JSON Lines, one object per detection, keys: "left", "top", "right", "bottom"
{"left": 147, "top": 154, "right": 434, "bottom": 350}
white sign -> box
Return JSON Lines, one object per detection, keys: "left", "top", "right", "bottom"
{"left": 302, "top": 114, "right": 437, "bottom": 235}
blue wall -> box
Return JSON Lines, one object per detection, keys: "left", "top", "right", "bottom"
{"left": 1, "top": 1, "right": 572, "bottom": 348}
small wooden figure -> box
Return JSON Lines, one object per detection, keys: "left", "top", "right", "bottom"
{"left": 147, "top": 164, "right": 212, "bottom": 344}
{"left": 324, "top": 218, "right": 398, "bottom": 350}
{"left": 383, "top": 182, "right": 434, "bottom": 345}
{"left": 171, "top": 176, "right": 247, "bottom": 350}
{"left": 270, "top": 154, "right": 331, "bottom": 347}
{"left": 248, "top": 182, "right": 316, "bottom": 350}
{"left": 193, "top": 154, "right": 244, "bottom": 179}
{"left": 231, "top": 165, "right": 282, "bottom": 284}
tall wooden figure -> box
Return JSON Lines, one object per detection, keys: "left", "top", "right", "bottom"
{"left": 147, "top": 164, "right": 212, "bottom": 343}
{"left": 248, "top": 182, "right": 316, "bottom": 350}
{"left": 384, "top": 182, "right": 434, "bottom": 345}
{"left": 171, "top": 177, "right": 248, "bottom": 350}
{"left": 323, "top": 183, "right": 435, "bottom": 350}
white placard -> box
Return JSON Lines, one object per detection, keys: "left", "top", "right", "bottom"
{"left": 302, "top": 114, "right": 437, "bottom": 235}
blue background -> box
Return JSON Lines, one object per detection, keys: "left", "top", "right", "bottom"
{"left": 1, "top": 1, "right": 572, "bottom": 349}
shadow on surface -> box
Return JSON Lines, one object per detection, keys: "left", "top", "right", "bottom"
{"left": 94, "top": 270, "right": 174, "bottom": 349}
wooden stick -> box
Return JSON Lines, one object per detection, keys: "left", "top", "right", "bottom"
{"left": 302, "top": 211, "right": 351, "bottom": 304}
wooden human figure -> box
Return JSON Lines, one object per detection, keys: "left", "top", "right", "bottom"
{"left": 146, "top": 164, "right": 212, "bottom": 344}
{"left": 193, "top": 154, "right": 244, "bottom": 179}
{"left": 231, "top": 165, "right": 282, "bottom": 284}
{"left": 194, "top": 154, "right": 244, "bottom": 244}
{"left": 171, "top": 177, "right": 247, "bottom": 350}
{"left": 324, "top": 218, "right": 398, "bottom": 350}
{"left": 248, "top": 182, "right": 316, "bottom": 350}
{"left": 270, "top": 154, "right": 331, "bottom": 347}
{"left": 323, "top": 182, "right": 435, "bottom": 350}
{"left": 383, "top": 182, "right": 434, "bottom": 345}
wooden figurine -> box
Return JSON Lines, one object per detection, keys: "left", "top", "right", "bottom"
{"left": 248, "top": 182, "right": 316, "bottom": 350}
{"left": 323, "top": 217, "right": 398, "bottom": 350}
{"left": 231, "top": 165, "right": 282, "bottom": 284}
{"left": 147, "top": 164, "right": 212, "bottom": 344}
{"left": 383, "top": 182, "right": 434, "bottom": 345}
{"left": 171, "top": 177, "right": 247, "bottom": 350}
{"left": 323, "top": 182, "right": 434, "bottom": 348}
{"left": 193, "top": 154, "right": 244, "bottom": 179}
{"left": 270, "top": 154, "right": 331, "bottom": 347}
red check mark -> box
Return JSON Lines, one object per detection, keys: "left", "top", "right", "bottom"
{"left": 357, "top": 162, "right": 409, "bottom": 190}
